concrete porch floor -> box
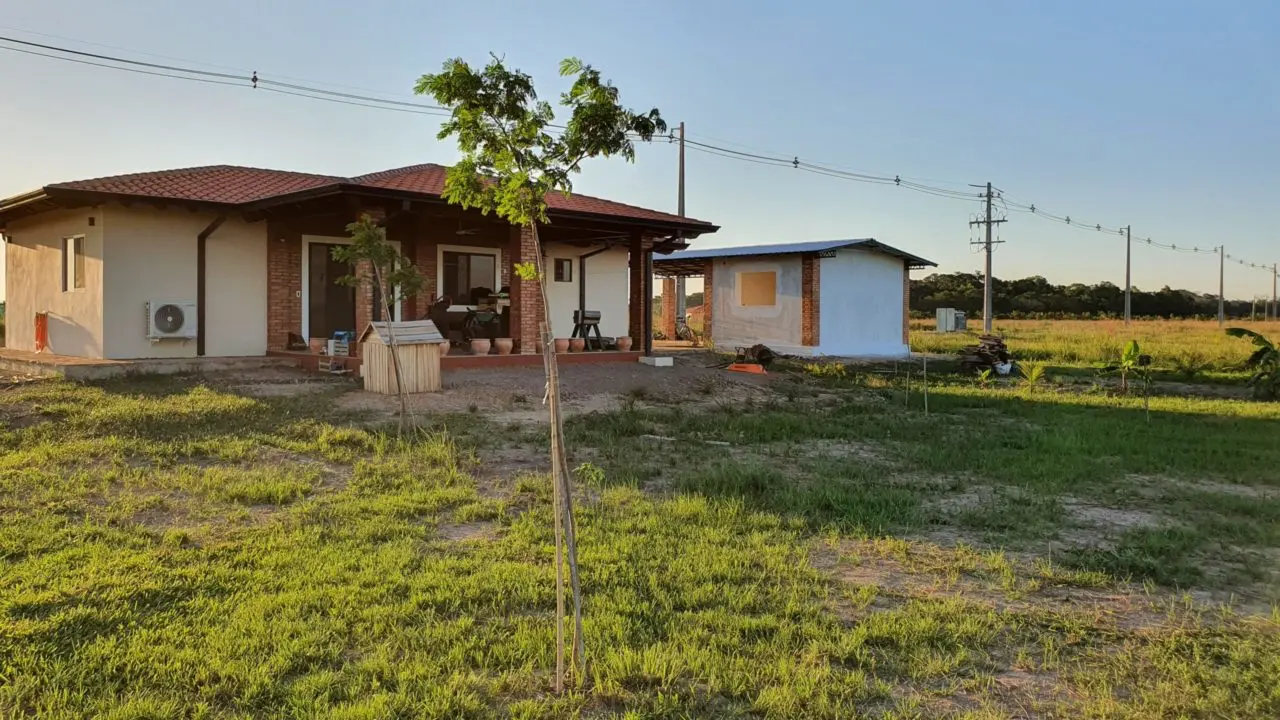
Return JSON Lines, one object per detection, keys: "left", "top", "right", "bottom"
{"left": 0, "top": 348, "right": 298, "bottom": 381}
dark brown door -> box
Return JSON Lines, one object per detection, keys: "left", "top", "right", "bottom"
{"left": 308, "top": 243, "right": 356, "bottom": 338}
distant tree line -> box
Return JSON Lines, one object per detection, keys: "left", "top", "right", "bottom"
{"left": 911, "top": 272, "right": 1272, "bottom": 320}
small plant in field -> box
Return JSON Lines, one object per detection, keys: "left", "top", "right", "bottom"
{"left": 1226, "top": 328, "right": 1280, "bottom": 399}
{"left": 977, "top": 368, "right": 994, "bottom": 389}
{"left": 1172, "top": 350, "right": 1211, "bottom": 381}
{"left": 803, "top": 361, "right": 847, "bottom": 379}
{"left": 1017, "top": 361, "right": 1048, "bottom": 391}
{"left": 1097, "top": 340, "right": 1146, "bottom": 394}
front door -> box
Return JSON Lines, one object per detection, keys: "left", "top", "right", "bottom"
{"left": 308, "top": 243, "right": 356, "bottom": 339}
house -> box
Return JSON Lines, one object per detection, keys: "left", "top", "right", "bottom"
{"left": 0, "top": 164, "right": 716, "bottom": 362}
{"left": 653, "top": 239, "right": 935, "bottom": 358}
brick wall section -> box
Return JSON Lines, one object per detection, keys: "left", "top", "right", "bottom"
{"left": 266, "top": 223, "right": 302, "bottom": 351}
{"left": 628, "top": 233, "right": 645, "bottom": 344}
{"left": 801, "top": 255, "right": 821, "bottom": 347}
{"left": 660, "top": 277, "right": 677, "bottom": 339}
{"left": 903, "top": 262, "right": 911, "bottom": 345}
{"left": 702, "top": 260, "right": 714, "bottom": 341}
{"left": 509, "top": 225, "right": 543, "bottom": 354}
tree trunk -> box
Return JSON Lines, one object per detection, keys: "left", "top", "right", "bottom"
{"left": 528, "top": 223, "right": 585, "bottom": 690}
{"left": 372, "top": 264, "right": 409, "bottom": 436}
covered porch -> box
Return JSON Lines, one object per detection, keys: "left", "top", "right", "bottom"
{"left": 252, "top": 182, "right": 711, "bottom": 370}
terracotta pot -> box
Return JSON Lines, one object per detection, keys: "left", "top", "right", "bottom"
{"left": 493, "top": 338, "right": 514, "bottom": 355}
{"left": 438, "top": 341, "right": 451, "bottom": 356}
{"left": 615, "top": 337, "right": 633, "bottom": 352}
{"left": 470, "top": 339, "right": 491, "bottom": 355}
{"left": 568, "top": 338, "right": 586, "bottom": 353}
{"left": 554, "top": 338, "right": 570, "bottom": 353}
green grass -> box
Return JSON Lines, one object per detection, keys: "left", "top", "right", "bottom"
{"left": 911, "top": 318, "right": 1280, "bottom": 375}
{"left": 2, "top": 375, "right": 1279, "bottom": 717}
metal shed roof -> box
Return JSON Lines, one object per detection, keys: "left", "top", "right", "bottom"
{"left": 652, "top": 239, "right": 936, "bottom": 277}
{"left": 358, "top": 320, "right": 444, "bottom": 345}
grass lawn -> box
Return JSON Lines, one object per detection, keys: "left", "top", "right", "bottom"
{"left": 2, "top": 370, "right": 1279, "bottom": 718}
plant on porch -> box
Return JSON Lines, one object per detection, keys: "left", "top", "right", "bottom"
{"left": 333, "top": 215, "right": 426, "bottom": 434}
{"left": 418, "top": 54, "right": 666, "bottom": 691}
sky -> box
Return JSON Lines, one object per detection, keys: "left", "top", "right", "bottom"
{"left": 1, "top": 0, "right": 1278, "bottom": 301}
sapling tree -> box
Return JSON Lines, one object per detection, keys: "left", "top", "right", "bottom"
{"left": 417, "top": 54, "right": 666, "bottom": 690}
{"left": 1226, "top": 327, "right": 1280, "bottom": 399}
{"left": 333, "top": 215, "right": 426, "bottom": 435}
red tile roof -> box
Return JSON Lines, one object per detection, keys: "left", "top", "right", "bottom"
{"left": 31, "top": 163, "right": 713, "bottom": 228}
{"left": 49, "top": 165, "right": 343, "bottom": 204}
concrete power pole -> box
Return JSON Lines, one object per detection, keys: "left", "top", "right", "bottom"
{"left": 968, "top": 182, "right": 1005, "bottom": 333}
{"left": 1124, "top": 225, "right": 1132, "bottom": 325}
{"left": 675, "top": 122, "right": 687, "bottom": 320}
{"left": 1218, "top": 246, "right": 1226, "bottom": 328}
{"left": 1273, "top": 263, "right": 1278, "bottom": 321}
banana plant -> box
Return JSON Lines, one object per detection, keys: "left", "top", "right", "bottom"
{"left": 1226, "top": 328, "right": 1280, "bottom": 399}
{"left": 1098, "top": 340, "right": 1153, "bottom": 420}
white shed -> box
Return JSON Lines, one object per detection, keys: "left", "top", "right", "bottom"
{"left": 654, "top": 239, "right": 936, "bottom": 358}
{"left": 358, "top": 320, "right": 445, "bottom": 394}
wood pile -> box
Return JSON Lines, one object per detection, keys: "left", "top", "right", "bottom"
{"left": 958, "top": 335, "right": 1012, "bottom": 373}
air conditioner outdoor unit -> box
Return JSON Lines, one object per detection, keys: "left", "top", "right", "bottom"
{"left": 146, "top": 300, "right": 198, "bottom": 340}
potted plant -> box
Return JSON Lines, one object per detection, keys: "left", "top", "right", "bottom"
{"left": 568, "top": 338, "right": 586, "bottom": 352}
{"left": 615, "top": 336, "right": 633, "bottom": 352}
{"left": 554, "top": 338, "right": 570, "bottom": 353}
{"left": 470, "top": 338, "right": 492, "bottom": 355}
{"left": 494, "top": 337, "right": 514, "bottom": 355}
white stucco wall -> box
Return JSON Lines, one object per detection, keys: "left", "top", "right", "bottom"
{"left": 102, "top": 206, "right": 267, "bottom": 359}
{"left": 544, "top": 245, "right": 630, "bottom": 339}
{"left": 3, "top": 208, "right": 105, "bottom": 356}
{"left": 205, "top": 218, "right": 268, "bottom": 356}
{"left": 709, "top": 256, "right": 809, "bottom": 354}
{"left": 819, "top": 248, "right": 908, "bottom": 357}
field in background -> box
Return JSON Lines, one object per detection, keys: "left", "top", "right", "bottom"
{"left": 911, "top": 318, "right": 1280, "bottom": 372}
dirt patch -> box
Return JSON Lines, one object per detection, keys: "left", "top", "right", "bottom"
{"left": 337, "top": 352, "right": 779, "bottom": 425}
{"left": 1126, "top": 473, "right": 1278, "bottom": 500}
{"left": 436, "top": 521, "right": 498, "bottom": 542}
{"left": 1061, "top": 498, "right": 1163, "bottom": 547}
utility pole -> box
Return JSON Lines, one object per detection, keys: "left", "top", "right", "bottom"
{"left": 1124, "top": 225, "right": 1132, "bottom": 325}
{"left": 1272, "top": 263, "right": 1277, "bottom": 321}
{"left": 968, "top": 182, "right": 1006, "bottom": 333}
{"left": 1218, "top": 245, "right": 1225, "bottom": 328}
{"left": 675, "top": 121, "right": 687, "bottom": 321}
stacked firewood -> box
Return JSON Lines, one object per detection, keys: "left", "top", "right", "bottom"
{"left": 958, "top": 335, "right": 1012, "bottom": 373}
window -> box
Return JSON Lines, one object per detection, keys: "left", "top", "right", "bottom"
{"left": 739, "top": 271, "right": 777, "bottom": 306}
{"left": 441, "top": 250, "right": 498, "bottom": 304}
{"left": 553, "top": 258, "right": 573, "bottom": 283}
{"left": 62, "top": 235, "right": 85, "bottom": 292}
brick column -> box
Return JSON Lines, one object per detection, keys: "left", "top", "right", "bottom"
{"left": 801, "top": 255, "right": 821, "bottom": 347}
{"left": 266, "top": 223, "right": 302, "bottom": 351}
{"left": 903, "top": 263, "right": 911, "bottom": 345}
{"left": 628, "top": 233, "right": 645, "bottom": 344}
{"left": 660, "top": 277, "right": 677, "bottom": 339}
{"left": 510, "top": 224, "right": 543, "bottom": 354}
{"left": 702, "top": 260, "right": 714, "bottom": 342}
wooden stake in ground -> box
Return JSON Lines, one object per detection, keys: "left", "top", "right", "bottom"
{"left": 419, "top": 54, "right": 666, "bottom": 691}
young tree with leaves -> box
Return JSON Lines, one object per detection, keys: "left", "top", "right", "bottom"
{"left": 417, "top": 55, "right": 665, "bottom": 690}
{"left": 333, "top": 215, "right": 426, "bottom": 435}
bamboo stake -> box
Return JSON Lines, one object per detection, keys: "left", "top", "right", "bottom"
{"left": 923, "top": 356, "right": 929, "bottom": 416}
{"left": 371, "top": 264, "right": 409, "bottom": 436}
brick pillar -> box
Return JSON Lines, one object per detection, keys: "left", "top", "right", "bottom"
{"left": 702, "top": 260, "right": 714, "bottom": 342}
{"left": 628, "top": 233, "right": 645, "bottom": 344}
{"left": 510, "top": 224, "right": 543, "bottom": 354}
{"left": 266, "top": 223, "right": 302, "bottom": 351}
{"left": 801, "top": 255, "right": 821, "bottom": 347}
{"left": 903, "top": 263, "right": 911, "bottom": 345}
{"left": 660, "top": 277, "right": 677, "bottom": 339}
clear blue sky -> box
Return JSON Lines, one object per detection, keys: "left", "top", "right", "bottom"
{"left": 2, "top": 0, "right": 1277, "bottom": 300}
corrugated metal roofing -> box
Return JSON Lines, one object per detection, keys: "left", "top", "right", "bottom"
{"left": 654, "top": 239, "right": 936, "bottom": 267}
{"left": 359, "top": 321, "right": 444, "bottom": 345}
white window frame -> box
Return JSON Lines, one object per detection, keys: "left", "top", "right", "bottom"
{"left": 63, "top": 234, "right": 86, "bottom": 292}
{"left": 300, "top": 235, "right": 402, "bottom": 340}
{"left": 437, "top": 244, "right": 502, "bottom": 310}
{"left": 552, "top": 257, "right": 573, "bottom": 283}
